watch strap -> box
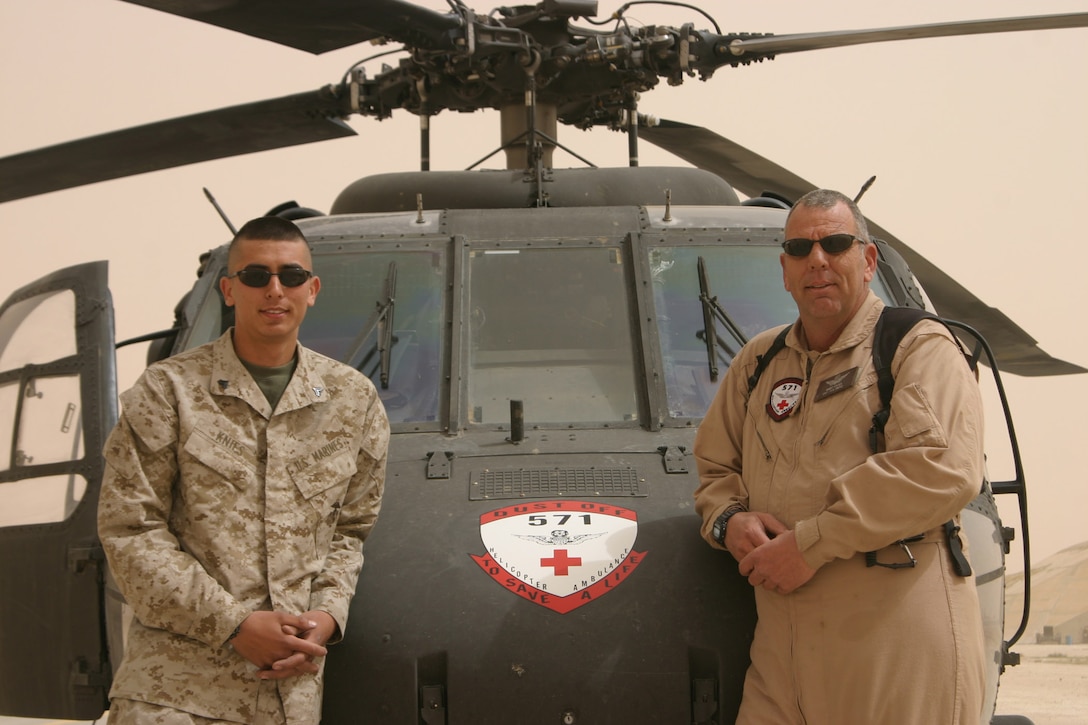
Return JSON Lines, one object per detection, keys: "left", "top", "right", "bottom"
{"left": 713, "top": 504, "right": 746, "bottom": 546}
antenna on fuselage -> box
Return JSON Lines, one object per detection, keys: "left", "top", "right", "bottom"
{"left": 203, "top": 187, "right": 237, "bottom": 235}
{"left": 854, "top": 176, "right": 877, "bottom": 203}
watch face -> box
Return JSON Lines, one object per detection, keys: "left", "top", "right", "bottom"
{"left": 713, "top": 516, "right": 726, "bottom": 543}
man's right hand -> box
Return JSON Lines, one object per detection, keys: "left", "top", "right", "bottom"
{"left": 724, "top": 511, "right": 788, "bottom": 562}
{"left": 229, "top": 611, "right": 328, "bottom": 678}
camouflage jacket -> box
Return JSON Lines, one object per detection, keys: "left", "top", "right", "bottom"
{"left": 99, "top": 331, "right": 389, "bottom": 722}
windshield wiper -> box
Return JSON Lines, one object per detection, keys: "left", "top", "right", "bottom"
{"left": 343, "top": 261, "right": 397, "bottom": 388}
{"left": 697, "top": 256, "right": 748, "bottom": 381}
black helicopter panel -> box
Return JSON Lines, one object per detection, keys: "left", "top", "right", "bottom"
{"left": 327, "top": 446, "right": 754, "bottom": 724}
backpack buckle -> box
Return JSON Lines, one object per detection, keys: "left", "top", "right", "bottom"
{"left": 864, "top": 533, "right": 924, "bottom": 570}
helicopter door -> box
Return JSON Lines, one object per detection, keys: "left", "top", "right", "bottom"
{"left": 0, "top": 261, "right": 115, "bottom": 720}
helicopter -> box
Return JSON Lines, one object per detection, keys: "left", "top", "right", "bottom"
{"left": 1, "top": 1, "right": 1087, "bottom": 723}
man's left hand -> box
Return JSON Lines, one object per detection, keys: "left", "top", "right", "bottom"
{"left": 738, "top": 530, "right": 816, "bottom": 594}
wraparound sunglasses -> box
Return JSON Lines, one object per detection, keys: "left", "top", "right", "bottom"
{"left": 781, "top": 233, "right": 860, "bottom": 257}
{"left": 228, "top": 267, "right": 313, "bottom": 288}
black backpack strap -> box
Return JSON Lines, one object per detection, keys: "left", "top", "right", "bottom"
{"left": 867, "top": 306, "right": 972, "bottom": 578}
{"left": 746, "top": 324, "right": 792, "bottom": 397}
{"left": 868, "top": 307, "right": 938, "bottom": 453}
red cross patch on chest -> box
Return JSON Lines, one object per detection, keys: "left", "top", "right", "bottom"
{"left": 766, "top": 377, "right": 803, "bottom": 421}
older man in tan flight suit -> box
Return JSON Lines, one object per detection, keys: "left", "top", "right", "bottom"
{"left": 99, "top": 216, "right": 389, "bottom": 723}
{"left": 694, "top": 189, "right": 986, "bottom": 724}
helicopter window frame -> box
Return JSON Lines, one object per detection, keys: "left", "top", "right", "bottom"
{"left": 304, "top": 237, "right": 452, "bottom": 433}
{"left": 172, "top": 237, "right": 454, "bottom": 434}
{"left": 460, "top": 235, "right": 646, "bottom": 432}
{"left": 638, "top": 229, "right": 896, "bottom": 427}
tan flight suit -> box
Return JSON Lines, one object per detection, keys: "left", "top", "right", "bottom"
{"left": 99, "top": 331, "right": 389, "bottom": 723}
{"left": 694, "top": 292, "right": 986, "bottom": 724}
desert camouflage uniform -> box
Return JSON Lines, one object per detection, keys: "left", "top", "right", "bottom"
{"left": 99, "top": 331, "right": 389, "bottom": 723}
{"left": 694, "top": 292, "right": 986, "bottom": 724}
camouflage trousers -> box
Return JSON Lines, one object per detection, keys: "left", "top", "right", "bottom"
{"left": 109, "top": 682, "right": 288, "bottom": 725}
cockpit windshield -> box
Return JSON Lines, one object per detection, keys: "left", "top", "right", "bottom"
{"left": 183, "top": 233, "right": 894, "bottom": 430}
{"left": 649, "top": 243, "right": 893, "bottom": 419}
{"left": 466, "top": 245, "right": 638, "bottom": 425}
{"left": 302, "top": 249, "right": 446, "bottom": 425}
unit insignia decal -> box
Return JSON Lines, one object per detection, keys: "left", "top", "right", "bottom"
{"left": 767, "top": 377, "right": 803, "bottom": 421}
{"left": 471, "top": 500, "right": 646, "bottom": 614}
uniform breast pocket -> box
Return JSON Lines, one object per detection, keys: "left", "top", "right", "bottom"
{"left": 290, "top": 453, "right": 359, "bottom": 555}
{"left": 811, "top": 372, "right": 878, "bottom": 460}
{"left": 182, "top": 428, "right": 256, "bottom": 489}
{"left": 290, "top": 452, "right": 358, "bottom": 516}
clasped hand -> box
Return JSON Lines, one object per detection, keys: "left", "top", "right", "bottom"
{"left": 230, "top": 610, "right": 337, "bottom": 680}
{"left": 726, "top": 512, "right": 816, "bottom": 594}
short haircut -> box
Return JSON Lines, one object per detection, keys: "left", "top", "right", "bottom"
{"left": 786, "top": 189, "right": 871, "bottom": 244}
{"left": 227, "top": 217, "right": 311, "bottom": 268}
{"left": 231, "top": 216, "right": 307, "bottom": 245}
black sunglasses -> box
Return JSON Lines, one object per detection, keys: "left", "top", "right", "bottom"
{"left": 228, "top": 267, "right": 313, "bottom": 288}
{"left": 781, "top": 233, "right": 860, "bottom": 257}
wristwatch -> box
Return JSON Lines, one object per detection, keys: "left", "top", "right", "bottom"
{"left": 712, "top": 505, "right": 745, "bottom": 546}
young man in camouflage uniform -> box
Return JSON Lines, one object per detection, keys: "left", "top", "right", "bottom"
{"left": 99, "top": 216, "right": 390, "bottom": 723}
{"left": 694, "top": 190, "right": 986, "bottom": 723}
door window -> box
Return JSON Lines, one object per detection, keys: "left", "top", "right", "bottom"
{"left": 0, "top": 289, "right": 87, "bottom": 524}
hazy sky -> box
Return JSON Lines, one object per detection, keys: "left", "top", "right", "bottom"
{"left": 1, "top": 0, "right": 1086, "bottom": 570}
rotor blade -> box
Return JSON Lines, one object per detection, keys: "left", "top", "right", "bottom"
{"left": 640, "top": 119, "right": 1085, "bottom": 377}
{"left": 639, "top": 119, "right": 811, "bottom": 202}
{"left": 0, "top": 87, "right": 356, "bottom": 203}
{"left": 122, "top": 0, "right": 462, "bottom": 54}
{"left": 728, "top": 13, "right": 1088, "bottom": 58}
{"left": 862, "top": 219, "right": 1086, "bottom": 377}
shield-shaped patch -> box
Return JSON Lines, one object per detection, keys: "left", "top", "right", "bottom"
{"left": 470, "top": 500, "right": 646, "bottom": 614}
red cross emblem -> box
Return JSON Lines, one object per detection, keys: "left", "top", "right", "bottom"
{"left": 541, "top": 549, "right": 582, "bottom": 575}
{"left": 471, "top": 500, "right": 647, "bottom": 614}
{"left": 766, "top": 377, "right": 803, "bottom": 421}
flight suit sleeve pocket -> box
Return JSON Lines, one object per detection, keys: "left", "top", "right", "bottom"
{"left": 889, "top": 382, "right": 948, "bottom": 448}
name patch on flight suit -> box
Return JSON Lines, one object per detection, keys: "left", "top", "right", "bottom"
{"left": 813, "top": 366, "right": 860, "bottom": 402}
{"left": 767, "top": 378, "right": 803, "bottom": 421}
